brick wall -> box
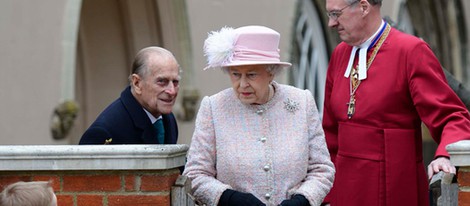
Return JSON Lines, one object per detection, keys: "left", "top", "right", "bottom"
{"left": 0, "top": 145, "right": 188, "bottom": 206}
{"left": 0, "top": 169, "right": 181, "bottom": 206}
{"left": 458, "top": 167, "right": 470, "bottom": 206}
{"left": 447, "top": 140, "right": 470, "bottom": 206}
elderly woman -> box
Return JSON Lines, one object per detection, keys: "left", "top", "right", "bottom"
{"left": 183, "top": 25, "right": 335, "bottom": 206}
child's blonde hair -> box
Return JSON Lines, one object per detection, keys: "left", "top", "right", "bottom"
{"left": 0, "top": 181, "right": 56, "bottom": 206}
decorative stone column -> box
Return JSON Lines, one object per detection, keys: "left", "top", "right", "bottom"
{"left": 0, "top": 144, "right": 188, "bottom": 206}
{"left": 447, "top": 140, "right": 470, "bottom": 205}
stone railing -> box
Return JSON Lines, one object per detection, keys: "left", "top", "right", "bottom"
{"left": 447, "top": 140, "right": 470, "bottom": 205}
{"left": 429, "top": 171, "right": 458, "bottom": 206}
{"left": 0, "top": 144, "right": 188, "bottom": 206}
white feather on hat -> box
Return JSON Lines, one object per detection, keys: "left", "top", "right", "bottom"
{"left": 203, "top": 26, "right": 237, "bottom": 69}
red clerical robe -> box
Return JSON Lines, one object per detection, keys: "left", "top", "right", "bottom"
{"left": 323, "top": 26, "right": 470, "bottom": 205}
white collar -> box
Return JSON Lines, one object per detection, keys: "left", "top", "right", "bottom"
{"left": 343, "top": 20, "right": 385, "bottom": 80}
{"left": 143, "top": 109, "right": 162, "bottom": 124}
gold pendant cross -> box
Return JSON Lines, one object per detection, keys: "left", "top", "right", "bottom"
{"left": 347, "top": 95, "right": 355, "bottom": 119}
{"left": 351, "top": 67, "right": 359, "bottom": 88}
{"left": 348, "top": 67, "right": 358, "bottom": 120}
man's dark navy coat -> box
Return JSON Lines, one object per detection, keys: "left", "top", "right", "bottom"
{"left": 79, "top": 86, "right": 178, "bottom": 144}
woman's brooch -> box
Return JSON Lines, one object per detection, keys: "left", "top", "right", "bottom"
{"left": 284, "top": 98, "right": 299, "bottom": 113}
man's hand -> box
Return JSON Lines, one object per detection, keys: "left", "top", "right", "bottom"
{"left": 427, "top": 156, "right": 456, "bottom": 179}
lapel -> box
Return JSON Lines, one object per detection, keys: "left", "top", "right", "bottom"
{"left": 120, "top": 86, "right": 158, "bottom": 144}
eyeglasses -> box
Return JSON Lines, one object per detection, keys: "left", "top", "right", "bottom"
{"left": 327, "top": 0, "right": 359, "bottom": 21}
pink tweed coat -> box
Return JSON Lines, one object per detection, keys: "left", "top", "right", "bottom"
{"left": 183, "top": 82, "right": 335, "bottom": 206}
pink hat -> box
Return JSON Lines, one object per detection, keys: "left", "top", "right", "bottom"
{"left": 203, "top": 25, "right": 292, "bottom": 70}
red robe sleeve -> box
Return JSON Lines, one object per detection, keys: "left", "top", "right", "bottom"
{"left": 406, "top": 41, "right": 470, "bottom": 157}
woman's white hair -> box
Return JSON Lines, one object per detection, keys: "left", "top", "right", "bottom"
{"left": 221, "top": 64, "right": 283, "bottom": 76}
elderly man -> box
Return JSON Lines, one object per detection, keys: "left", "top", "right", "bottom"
{"left": 79, "top": 46, "right": 180, "bottom": 145}
{"left": 322, "top": 0, "right": 470, "bottom": 205}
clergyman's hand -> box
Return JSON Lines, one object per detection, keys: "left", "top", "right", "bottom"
{"left": 427, "top": 156, "right": 456, "bottom": 180}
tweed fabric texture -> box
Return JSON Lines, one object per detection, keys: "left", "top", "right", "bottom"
{"left": 183, "top": 82, "right": 335, "bottom": 206}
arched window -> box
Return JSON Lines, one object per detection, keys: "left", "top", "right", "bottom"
{"left": 290, "top": 0, "right": 330, "bottom": 117}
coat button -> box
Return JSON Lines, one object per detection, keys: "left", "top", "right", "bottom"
{"left": 263, "top": 164, "right": 270, "bottom": 171}
{"left": 260, "top": 137, "right": 267, "bottom": 142}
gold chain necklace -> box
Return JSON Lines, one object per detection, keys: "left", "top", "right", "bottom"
{"left": 347, "top": 24, "right": 391, "bottom": 119}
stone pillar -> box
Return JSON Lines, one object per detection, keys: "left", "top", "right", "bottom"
{"left": 447, "top": 140, "right": 470, "bottom": 205}
{"left": 0, "top": 144, "right": 188, "bottom": 206}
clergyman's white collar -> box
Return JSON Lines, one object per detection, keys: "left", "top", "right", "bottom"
{"left": 343, "top": 20, "right": 385, "bottom": 80}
